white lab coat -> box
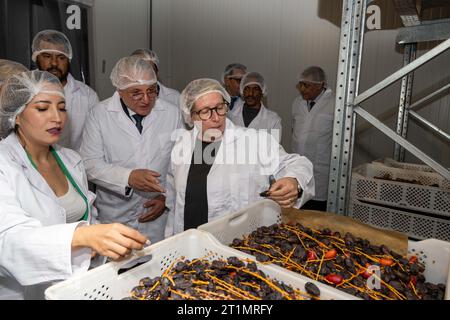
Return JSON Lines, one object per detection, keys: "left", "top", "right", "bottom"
{"left": 158, "top": 82, "right": 180, "bottom": 107}
{"left": 0, "top": 133, "right": 96, "bottom": 300}
{"left": 165, "top": 119, "right": 315, "bottom": 236}
{"left": 291, "top": 88, "right": 335, "bottom": 201}
{"left": 59, "top": 74, "right": 99, "bottom": 151}
{"left": 228, "top": 99, "right": 282, "bottom": 142}
{"left": 80, "top": 92, "right": 182, "bottom": 243}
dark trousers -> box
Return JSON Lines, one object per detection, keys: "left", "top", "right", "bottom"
{"left": 301, "top": 200, "right": 327, "bottom": 212}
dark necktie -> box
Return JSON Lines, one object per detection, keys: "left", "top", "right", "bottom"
{"left": 308, "top": 101, "right": 316, "bottom": 111}
{"left": 230, "top": 96, "right": 238, "bottom": 110}
{"left": 132, "top": 114, "right": 144, "bottom": 134}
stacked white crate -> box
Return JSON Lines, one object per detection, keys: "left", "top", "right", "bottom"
{"left": 349, "top": 160, "right": 450, "bottom": 241}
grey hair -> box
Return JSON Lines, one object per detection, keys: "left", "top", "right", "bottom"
{"left": 299, "top": 66, "right": 327, "bottom": 84}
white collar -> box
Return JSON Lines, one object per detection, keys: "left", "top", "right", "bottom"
{"left": 310, "top": 87, "right": 327, "bottom": 104}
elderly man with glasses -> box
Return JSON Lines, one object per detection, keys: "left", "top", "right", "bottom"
{"left": 80, "top": 56, "right": 182, "bottom": 243}
{"left": 291, "top": 66, "right": 335, "bottom": 212}
{"left": 221, "top": 63, "right": 247, "bottom": 110}
{"left": 164, "top": 78, "right": 315, "bottom": 236}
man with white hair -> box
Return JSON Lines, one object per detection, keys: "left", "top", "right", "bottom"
{"left": 32, "top": 29, "right": 99, "bottom": 151}
{"left": 131, "top": 48, "right": 180, "bottom": 106}
{"left": 291, "top": 66, "right": 335, "bottom": 211}
{"left": 222, "top": 63, "right": 247, "bottom": 110}
{"left": 80, "top": 55, "right": 182, "bottom": 242}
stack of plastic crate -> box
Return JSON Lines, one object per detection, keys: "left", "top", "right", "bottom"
{"left": 348, "top": 160, "right": 450, "bottom": 241}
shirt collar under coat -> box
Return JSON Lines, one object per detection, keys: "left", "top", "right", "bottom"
{"left": 301, "top": 88, "right": 333, "bottom": 108}
{"left": 2, "top": 133, "right": 83, "bottom": 197}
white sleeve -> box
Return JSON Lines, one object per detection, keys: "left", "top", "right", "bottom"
{"left": 272, "top": 115, "right": 283, "bottom": 143}
{"left": 164, "top": 161, "right": 176, "bottom": 238}
{"left": 80, "top": 108, "right": 132, "bottom": 197}
{"left": 271, "top": 135, "right": 315, "bottom": 207}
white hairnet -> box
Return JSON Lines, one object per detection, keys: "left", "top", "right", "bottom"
{"left": 240, "top": 71, "right": 267, "bottom": 96}
{"left": 0, "top": 59, "right": 28, "bottom": 86}
{"left": 180, "top": 78, "right": 230, "bottom": 128}
{"left": 221, "top": 63, "right": 247, "bottom": 84}
{"left": 0, "top": 70, "right": 64, "bottom": 138}
{"left": 131, "top": 48, "right": 160, "bottom": 66}
{"left": 110, "top": 56, "right": 157, "bottom": 90}
{"left": 298, "top": 66, "right": 327, "bottom": 84}
{"left": 31, "top": 30, "right": 73, "bottom": 62}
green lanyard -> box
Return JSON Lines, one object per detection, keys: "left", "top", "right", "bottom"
{"left": 26, "top": 147, "right": 89, "bottom": 222}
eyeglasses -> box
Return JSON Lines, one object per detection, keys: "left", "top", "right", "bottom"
{"left": 227, "top": 76, "right": 242, "bottom": 83}
{"left": 298, "top": 81, "right": 322, "bottom": 90}
{"left": 128, "top": 85, "right": 159, "bottom": 101}
{"left": 192, "top": 102, "right": 229, "bottom": 121}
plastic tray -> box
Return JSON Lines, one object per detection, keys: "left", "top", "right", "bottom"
{"left": 351, "top": 163, "right": 450, "bottom": 217}
{"left": 349, "top": 198, "right": 450, "bottom": 241}
{"left": 45, "top": 229, "right": 356, "bottom": 300}
{"left": 198, "top": 199, "right": 450, "bottom": 299}
{"left": 373, "top": 158, "right": 450, "bottom": 174}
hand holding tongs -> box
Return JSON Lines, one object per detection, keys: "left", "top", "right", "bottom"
{"left": 260, "top": 175, "right": 276, "bottom": 198}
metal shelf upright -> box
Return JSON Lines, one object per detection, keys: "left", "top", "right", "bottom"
{"left": 327, "top": 0, "right": 450, "bottom": 215}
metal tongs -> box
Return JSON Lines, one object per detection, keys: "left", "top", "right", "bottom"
{"left": 259, "top": 174, "right": 276, "bottom": 198}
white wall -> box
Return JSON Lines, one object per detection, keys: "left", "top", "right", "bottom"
{"left": 92, "top": 0, "right": 151, "bottom": 99}
{"left": 152, "top": 0, "right": 450, "bottom": 168}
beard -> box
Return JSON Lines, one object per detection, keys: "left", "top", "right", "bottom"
{"left": 36, "top": 61, "right": 69, "bottom": 83}
{"left": 48, "top": 67, "right": 68, "bottom": 83}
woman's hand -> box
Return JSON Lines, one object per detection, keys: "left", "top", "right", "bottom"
{"left": 72, "top": 223, "right": 149, "bottom": 260}
{"left": 267, "top": 177, "right": 300, "bottom": 208}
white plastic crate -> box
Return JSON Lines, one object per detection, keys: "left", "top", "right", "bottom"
{"left": 351, "top": 163, "right": 450, "bottom": 217}
{"left": 373, "top": 158, "right": 449, "bottom": 174}
{"left": 199, "top": 199, "right": 450, "bottom": 299}
{"left": 45, "top": 229, "right": 356, "bottom": 300}
{"left": 349, "top": 198, "right": 450, "bottom": 242}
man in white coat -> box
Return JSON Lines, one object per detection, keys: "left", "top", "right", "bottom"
{"left": 80, "top": 56, "right": 182, "bottom": 243}
{"left": 221, "top": 63, "right": 247, "bottom": 110}
{"left": 131, "top": 49, "right": 181, "bottom": 107}
{"left": 165, "top": 78, "right": 315, "bottom": 236}
{"left": 291, "top": 66, "right": 335, "bottom": 211}
{"left": 32, "top": 29, "right": 99, "bottom": 151}
{"left": 228, "top": 71, "right": 282, "bottom": 142}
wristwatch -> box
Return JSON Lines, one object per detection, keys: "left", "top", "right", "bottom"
{"left": 125, "top": 186, "right": 132, "bottom": 196}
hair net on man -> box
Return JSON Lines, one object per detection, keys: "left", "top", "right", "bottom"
{"left": 0, "top": 70, "right": 64, "bottom": 138}
{"left": 131, "top": 48, "right": 160, "bottom": 66}
{"left": 31, "top": 30, "right": 73, "bottom": 62}
{"left": 180, "top": 78, "right": 230, "bottom": 128}
{"left": 240, "top": 71, "right": 267, "bottom": 96}
{"left": 221, "top": 63, "right": 247, "bottom": 84}
{"left": 298, "top": 66, "right": 327, "bottom": 85}
{"left": 110, "top": 55, "right": 157, "bottom": 90}
{"left": 0, "top": 59, "right": 28, "bottom": 87}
